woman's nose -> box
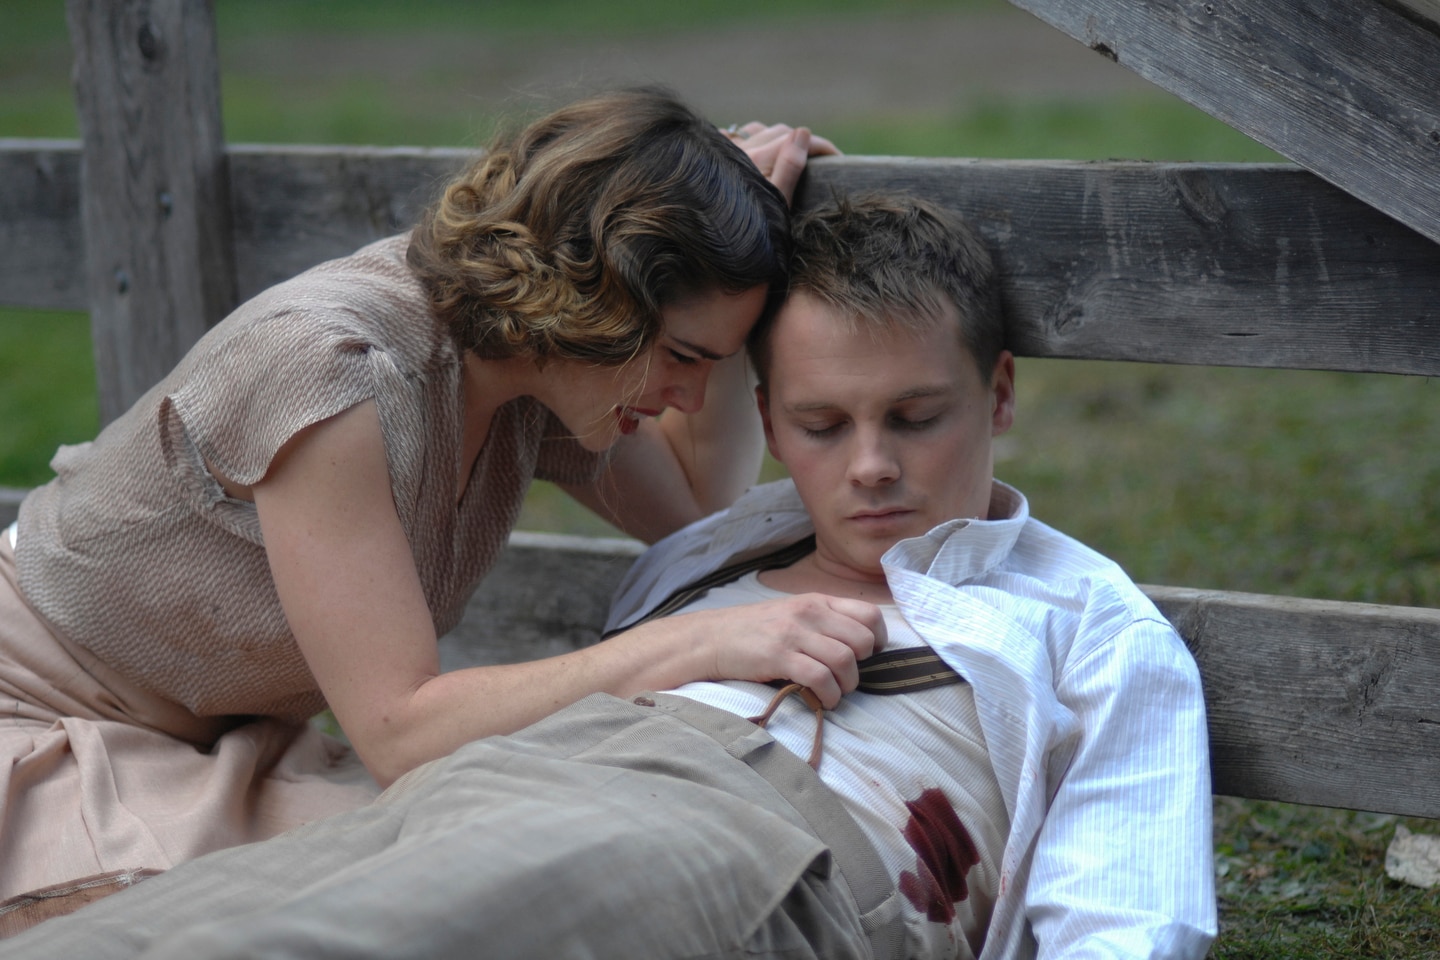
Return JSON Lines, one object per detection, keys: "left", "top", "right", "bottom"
{"left": 662, "top": 366, "right": 709, "bottom": 414}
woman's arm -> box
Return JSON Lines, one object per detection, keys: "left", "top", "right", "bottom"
{"left": 253, "top": 400, "right": 882, "bottom": 787}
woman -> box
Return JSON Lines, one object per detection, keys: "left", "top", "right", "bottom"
{"left": 0, "top": 88, "right": 881, "bottom": 932}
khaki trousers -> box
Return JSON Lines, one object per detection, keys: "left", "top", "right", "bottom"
{"left": 3, "top": 692, "right": 904, "bottom": 959}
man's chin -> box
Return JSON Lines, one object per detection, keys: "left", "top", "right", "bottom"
{"left": 822, "top": 542, "right": 892, "bottom": 581}
{"left": 857, "top": 517, "right": 935, "bottom": 554}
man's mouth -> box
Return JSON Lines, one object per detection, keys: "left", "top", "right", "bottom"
{"left": 848, "top": 507, "right": 913, "bottom": 522}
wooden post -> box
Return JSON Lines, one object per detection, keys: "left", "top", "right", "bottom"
{"left": 66, "top": 0, "right": 236, "bottom": 424}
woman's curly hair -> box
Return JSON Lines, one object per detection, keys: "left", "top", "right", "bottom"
{"left": 407, "top": 87, "right": 791, "bottom": 366}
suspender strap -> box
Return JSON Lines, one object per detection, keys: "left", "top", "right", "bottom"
{"left": 857, "top": 647, "right": 964, "bottom": 694}
{"left": 613, "top": 535, "right": 819, "bottom": 631}
{"left": 615, "top": 535, "right": 965, "bottom": 695}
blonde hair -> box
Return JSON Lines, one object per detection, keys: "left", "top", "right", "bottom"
{"left": 408, "top": 87, "right": 790, "bottom": 365}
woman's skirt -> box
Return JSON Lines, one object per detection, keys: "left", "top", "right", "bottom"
{"left": 0, "top": 526, "right": 380, "bottom": 935}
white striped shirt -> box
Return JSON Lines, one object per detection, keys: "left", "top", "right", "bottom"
{"left": 606, "top": 479, "right": 1217, "bottom": 960}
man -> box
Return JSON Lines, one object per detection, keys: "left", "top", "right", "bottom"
{"left": 3, "top": 194, "right": 1214, "bottom": 959}
{"left": 604, "top": 194, "right": 1216, "bottom": 959}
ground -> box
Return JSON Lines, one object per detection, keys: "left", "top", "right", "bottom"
{"left": 219, "top": 5, "right": 1157, "bottom": 137}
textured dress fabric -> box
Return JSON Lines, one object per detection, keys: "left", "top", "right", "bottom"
{"left": 0, "top": 235, "right": 603, "bottom": 911}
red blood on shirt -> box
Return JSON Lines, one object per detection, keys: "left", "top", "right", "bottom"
{"left": 898, "top": 787, "right": 980, "bottom": 923}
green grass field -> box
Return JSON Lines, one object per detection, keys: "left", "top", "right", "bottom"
{"left": 3, "top": 2, "right": 1437, "bottom": 955}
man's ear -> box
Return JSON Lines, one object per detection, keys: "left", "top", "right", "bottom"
{"left": 990, "top": 350, "right": 1016, "bottom": 437}
{"left": 756, "top": 385, "right": 783, "bottom": 463}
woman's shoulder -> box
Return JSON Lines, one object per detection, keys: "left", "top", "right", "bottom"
{"left": 178, "top": 232, "right": 448, "bottom": 380}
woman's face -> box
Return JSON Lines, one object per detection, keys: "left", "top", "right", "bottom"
{"left": 555, "top": 285, "right": 768, "bottom": 452}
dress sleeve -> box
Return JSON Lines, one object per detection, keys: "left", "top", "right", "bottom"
{"left": 157, "top": 308, "right": 395, "bottom": 539}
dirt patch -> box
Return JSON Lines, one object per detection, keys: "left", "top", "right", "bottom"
{"left": 223, "top": 7, "right": 1155, "bottom": 128}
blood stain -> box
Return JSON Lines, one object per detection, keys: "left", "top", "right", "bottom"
{"left": 898, "top": 787, "right": 980, "bottom": 924}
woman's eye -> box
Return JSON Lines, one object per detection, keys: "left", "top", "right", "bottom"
{"left": 668, "top": 349, "right": 699, "bottom": 366}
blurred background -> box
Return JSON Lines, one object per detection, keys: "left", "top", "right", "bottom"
{"left": 3, "top": 2, "right": 1439, "bottom": 952}
{"left": 5, "top": 0, "right": 1436, "bottom": 607}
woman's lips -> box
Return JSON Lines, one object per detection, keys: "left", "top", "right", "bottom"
{"left": 615, "top": 406, "right": 662, "bottom": 435}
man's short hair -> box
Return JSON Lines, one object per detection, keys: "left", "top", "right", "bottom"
{"left": 750, "top": 192, "right": 1004, "bottom": 392}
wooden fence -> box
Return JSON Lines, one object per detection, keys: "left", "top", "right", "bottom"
{"left": 1, "top": 0, "right": 1438, "bottom": 819}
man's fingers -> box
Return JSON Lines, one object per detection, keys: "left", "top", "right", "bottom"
{"left": 783, "top": 653, "right": 846, "bottom": 709}
{"left": 821, "top": 595, "right": 888, "bottom": 654}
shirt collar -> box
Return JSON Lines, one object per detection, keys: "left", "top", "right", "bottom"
{"left": 881, "top": 480, "right": 1028, "bottom": 586}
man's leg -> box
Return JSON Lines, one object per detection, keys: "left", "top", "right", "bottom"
{"left": 2, "top": 694, "right": 878, "bottom": 960}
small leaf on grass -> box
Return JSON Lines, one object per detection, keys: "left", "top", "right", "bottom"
{"left": 1385, "top": 825, "right": 1440, "bottom": 889}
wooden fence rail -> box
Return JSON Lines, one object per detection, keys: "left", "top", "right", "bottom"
{"left": 3, "top": 0, "right": 1438, "bottom": 823}
{"left": 6, "top": 141, "right": 1440, "bottom": 380}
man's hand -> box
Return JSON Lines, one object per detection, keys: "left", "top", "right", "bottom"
{"left": 678, "top": 594, "right": 887, "bottom": 708}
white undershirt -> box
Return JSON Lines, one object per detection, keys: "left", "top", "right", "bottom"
{"left": 665, "top": 572, "right": 1011, "bottom": 960}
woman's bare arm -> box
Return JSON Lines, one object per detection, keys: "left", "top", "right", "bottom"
{"left": 253, "top": 400, "right": 883, "bottom": 787}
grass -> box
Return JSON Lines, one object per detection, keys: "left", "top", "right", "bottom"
{"left": 0, "top": 310, "right": 96, "bottom": 488}
{"left": 1211, "top": 800, "right": 1440, "bottom": 957}
{"left": 3, "top": 2, "right": 1438, "bottom": 956}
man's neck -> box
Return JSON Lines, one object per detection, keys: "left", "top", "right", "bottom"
{"left": 757, "top": 552, "right": 894, "bottom": 604}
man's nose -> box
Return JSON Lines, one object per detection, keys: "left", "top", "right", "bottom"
{"left": 847, "top": 430, "right": 900, "bottom": 486}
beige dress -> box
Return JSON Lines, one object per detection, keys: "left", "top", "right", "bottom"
{"left": 0, "top": 234, "right": 603, "bottom": 929}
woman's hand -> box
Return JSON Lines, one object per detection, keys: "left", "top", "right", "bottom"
{"left": 618, "top": 594, "right": 887, "bottom": 709}
{"left": 725, "top": 122, "right": 841, "bottom": 205}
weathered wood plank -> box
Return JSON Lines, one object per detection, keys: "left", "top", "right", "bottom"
{"left": 1391, "top": 0, "right": 1440, "bottom": 26}
{"left": 226, "top": 143, "right": 467, "bottom": 301}
{"left": 1006, "top": 0, "right": 1440, "bottom": 247}
{"left": 0, "top": 141, "right": 86, "bottom": 311}
{"left": 66, "top": 0, "right": 237, "bottom": 423}
{"left": 0, "top": 489, "right": 24, "bottom": 529}
{"left": 1149, "top": 585, "right": 1440, "bottom": 819}
{"left": 438, "top": 532, "right": 644, "bottom": 672}
{"left": 6, "top": 144, "right": 1440, "bottom": 376}
{"left": 800, "top": 157, "right": 1440, "bottom": 374}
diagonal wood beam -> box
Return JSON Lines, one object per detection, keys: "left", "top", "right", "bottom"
{"left": 1007, "top": 0, "right": 1440, "bottom": 247}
